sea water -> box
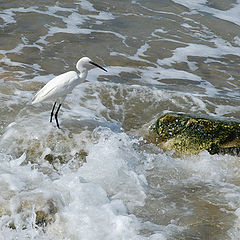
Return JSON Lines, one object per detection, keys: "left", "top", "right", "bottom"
{"left": 1, "top": 0, "right": 240, "bottom": 239}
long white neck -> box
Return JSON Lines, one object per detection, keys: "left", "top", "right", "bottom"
{"left": 76, "top": 60, "right": 88, "bottom": 81}
{"left": 79, "top": 69, "right": 88, "bottom": 80}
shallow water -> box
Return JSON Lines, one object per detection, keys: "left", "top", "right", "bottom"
{"left": 1, "top": 0, "right": 240, "bottom": 239}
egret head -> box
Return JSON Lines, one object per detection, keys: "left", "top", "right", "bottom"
{"left": 76, "top": 57, "right": 107, "bottom": 73}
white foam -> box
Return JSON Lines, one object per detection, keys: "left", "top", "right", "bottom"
{"left": 234, "top": 36, "right": 240, "bottom": 46}
{"left": 215, "top": 105, "right": 240, "bottom": 116}
{"left": 110, "top": 42, "right": 153, "bottom": 65}
{"left": 0, "top": 11, "right": 16, "bottom": 25}
{"left": 158, "top": 43, "right": 222, "bottom": 67}
{"left": 2, "top": 1, "right": 240, "bottom": 238}
{"left": 0, "top": 125, "right": 153, "bottom": 239}
{"left": 78, "top": 128, "right": 146, "bottom": 208}
{"left": 173, "top": 0, "right": 240, "bottom": 27}
{"left": 150, "top": 66, "right": 202, "bottom": 82}
{"left": 172, "top": 0, "right": 207, "bottom": 10}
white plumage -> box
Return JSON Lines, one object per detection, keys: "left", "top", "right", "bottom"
{"left": 32, "top": 57, "right": 107, "bottom": 129}
{"left": 32, "top": 71, "right": 78, "bottom": 104}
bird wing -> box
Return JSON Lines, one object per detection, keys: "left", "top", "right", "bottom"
{"left": 32, "top": 71, "right": 79, "bottom": 104}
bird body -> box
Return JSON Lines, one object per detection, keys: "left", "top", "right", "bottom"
{"left": 32, "top": 71, "right": 79, "bottom": 104}
{"left": 32, "top": 57, "right": 107, "bottom": 128}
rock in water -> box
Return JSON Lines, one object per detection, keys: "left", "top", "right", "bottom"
{"left": 148, "top": 113, "right": 240, "bottom": 156}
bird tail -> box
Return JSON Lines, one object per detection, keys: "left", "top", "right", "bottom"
{"left": 32, "top": 93, "right": 40, "bottom": 104}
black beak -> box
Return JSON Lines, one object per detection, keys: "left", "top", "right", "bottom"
{"left": 89, "top": 61, "right": 107, "bottom": 72}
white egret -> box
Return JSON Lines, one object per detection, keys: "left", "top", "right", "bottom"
{"left": 32, "top": 57, "right": 107, "bottom": 129}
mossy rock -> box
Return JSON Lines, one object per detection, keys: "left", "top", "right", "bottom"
{"left": 148, "top": 113, "right": 240, "bottom": 156}
{"left": 35, "top": 210, "right": 55, "bottom": 227}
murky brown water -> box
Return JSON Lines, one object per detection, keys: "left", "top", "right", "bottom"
{"left": 1, "top": 0, "right": 240, "bottom": 239}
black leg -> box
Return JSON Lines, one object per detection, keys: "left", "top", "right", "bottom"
{"left": 50, "top": 102, "right": 57, "bottom": 122}
{"left": 55, "top": 104, "right": 62, "bottom": 129}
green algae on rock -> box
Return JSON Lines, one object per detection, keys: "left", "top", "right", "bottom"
{"left": 148, "top": 113, "right": 240, "bottom": 156}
